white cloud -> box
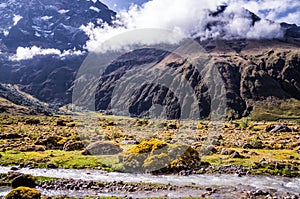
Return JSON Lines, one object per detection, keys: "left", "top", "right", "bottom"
{"left": 276, "top": 12, "right": 300, "bottom": 25}
{"left": 246, "top": 19, "right": 283, "bottom": 39}
{"left": 81, "top": 0, "right": 287, "bottom": 53}
{"left": 10, "top": 46, "right": 60, "bottom": 61}
{"left": 9, "top": 46, "right": 85, "bottom": 61}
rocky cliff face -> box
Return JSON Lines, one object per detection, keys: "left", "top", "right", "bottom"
{"left": 93, "top": 42, "right": 300, "bottom": 120}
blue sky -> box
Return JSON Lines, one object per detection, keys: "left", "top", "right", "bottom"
{"left": 101, "top": 0, "right": 148, "bottom": 10}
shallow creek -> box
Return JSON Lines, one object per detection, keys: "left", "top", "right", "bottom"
{"left": 0, "top": 166, "right": 299, "bottom": 198}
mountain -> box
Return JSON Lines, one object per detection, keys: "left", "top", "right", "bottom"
{"left": 0, "top": 1, "right": 299, "bottom": 119}
{"left": 0, "top": 0, "right": 116, "bottom": 105}
{"left": 0, "top": 83, "right": 57, "bottom": 115}
{"left": 0, "top": 0, "right": 115, "bottom": 51}
{"left": 92, "top": 41, "right": 299, "bottom": 120}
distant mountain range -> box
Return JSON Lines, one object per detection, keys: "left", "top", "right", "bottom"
{"left": 0, "top": 0, "right": 299, "bottom": 119}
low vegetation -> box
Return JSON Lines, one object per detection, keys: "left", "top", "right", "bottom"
{"left": 0, "top": 114, "right": 299, "bottom": 177}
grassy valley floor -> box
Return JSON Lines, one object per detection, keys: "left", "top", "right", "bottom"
{"left": 0, "top": 114, "right": 299, "bottom": 198}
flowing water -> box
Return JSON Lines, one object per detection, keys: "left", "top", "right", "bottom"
{"left": 0, "top": 166, "right": 299, "bottom": 198}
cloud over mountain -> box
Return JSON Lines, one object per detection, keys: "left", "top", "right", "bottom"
{"left": 81, "top": 0, "right": 287, "bottom": 53}
{"left": 10, "top": 46, "right": 84, "bottom": 61}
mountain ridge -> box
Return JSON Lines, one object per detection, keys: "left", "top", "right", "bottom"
{"left": 0, "top": 0, "right": 299, "bottom": 119}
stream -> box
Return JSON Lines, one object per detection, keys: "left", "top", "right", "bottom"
{"left": 1, "top": 166, "right": 300, "bottom": 198}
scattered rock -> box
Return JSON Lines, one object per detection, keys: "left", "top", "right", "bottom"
{"left": 243, "top": 143, "right": 253, "bottom": 149}
{"left": 231, "top": 151, "right": 244, "bottom": 159}
{"left": 167, "top": 123, "right": 178, "bottom": 129}
{"left": 205, "top": 187, "right": 213, "bottom": 191}
{"left": 0, "top": 133, "right": 22, "bottom": 139}
{"left": 82, "top": 141, "right": 123, "bottom": 155}
{"left": 56, "top": 119, "right": 67, "bottom": 126}
{"left": 10, "top": 167, "right": 19, "bottom": 171}
{"left": 249, "top": 151, "right": 258, "bottom": 156}
{"left": 207, "top": 145, "right": 218, "bottom": 154}
{"left": 25, "top": 118, "right": 40, "bottom": 125}
{"left": 122, "top": 140, "right": 138, "bottom": 145}
{"left": 46, "top": 163, "right": 58, "bottom": 169}
{"left": 34, "top": 145, "right": 46, "bottom": 152}
{"left": 220, "top": 148, "right": 229, "bottom": 155}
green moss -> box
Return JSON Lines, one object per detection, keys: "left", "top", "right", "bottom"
{"left": 0, "top": 150, "right": 121, "bottom": 171}
{"left": 202, "top": 148, "right": 300, "bottom": 177}
{"left": 250, "top": 98, "right": 300, "bottom": 121}
{"left": 5, "top": 187, "right": 41, "bottom": 199}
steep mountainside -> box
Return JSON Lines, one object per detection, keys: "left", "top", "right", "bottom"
{"left": 0, "top": 84, "right": 57, "bottom": 115}
{"left": 93, "top": 42, "right": 300, "bottom": 119}
{"left": 0, "top": 0, "right": 116, "bottom": 105}
{"left": 0, "top": 0, "right": 115, "bottom": 51}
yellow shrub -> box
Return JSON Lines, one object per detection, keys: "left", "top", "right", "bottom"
{"left": 5, "top": 187, "right": 41, "bottom": 199}
{"left": 129, "top": 139, "right": 167, "bottom": 154}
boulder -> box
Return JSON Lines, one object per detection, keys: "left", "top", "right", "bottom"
{"left": 5, "top": 187, "right": 41, "bottom": 199}
{"left": 82, "top": 141, "right": 123, "bottom": 155}
{"left": 11, "top": 174, "right": 36, "bottom": 188}
{"left": 243, "top": 143, "right": 253, "bottom": 149}
{"left": 231, "top": 151, "right": 244, "bottom": 159}
{"left": 266, "top": 124, "right": 292, "bottom": 133}
{"left": 119, "top": 139, "right": 201, "bottom": 173}
{"left": 63, "top": 140, "right": 85, "bottom": 151}
{"left": 220, "top": 148, "right": 229, "bottom": 155}
{"left": 34, "top": 145, "right": 46, "bottom": 152}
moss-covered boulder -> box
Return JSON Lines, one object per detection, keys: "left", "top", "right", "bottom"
{"left": 11, "top": 174, "right": 36, "bottom": 188}
{"left": 119, "top": 139, "right": 201, "bottom": 173}
{"left": 169, "top": 146, "right": 201, "bottom": 170}
{"left": 5, "top": 186, "right": 41, "bottom": 199}
{"left": 82, "top": 141, "right": 123, "bottom": 155}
